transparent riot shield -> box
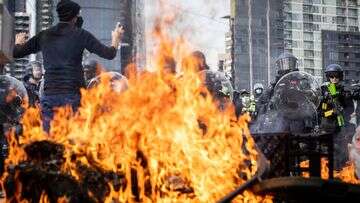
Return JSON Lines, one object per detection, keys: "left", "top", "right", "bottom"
{"left": 87, "top": 72, "right": 129, "bottom": 93}
{"left": 0, "top": 75, "right": 28, "bottom": 124}
{"left": 251, "top": 71, "right": 321, "bottom": 134}
{"left": 272, "top": 71, "right": 321, "bottom": 132}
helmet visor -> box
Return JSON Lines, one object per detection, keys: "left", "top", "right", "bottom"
{"left": 255, "top": 88, "right": 263, "bottom": 94}
{"left": 276, "top": 58, "right": 297, "bottom": 71}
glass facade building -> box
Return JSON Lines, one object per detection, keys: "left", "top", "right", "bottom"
{"left": 233, "top": 0, "right": 284, "bottom": 90}
{"left": 233, "top": 0, "right": 360, "bottom": 90}
{"left": 284, "top": 0, "right": 360, "bottom": 82}
{"left": 322, "top": 30, "right": 360, "bottom": 84}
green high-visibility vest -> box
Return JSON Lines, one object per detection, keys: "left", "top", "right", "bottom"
{"left": 327, "top": 83, "right": 345, "bottom": 127}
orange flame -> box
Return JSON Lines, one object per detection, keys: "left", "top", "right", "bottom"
{"left": 300, "top": 158, "right": 360, "bottom": 184}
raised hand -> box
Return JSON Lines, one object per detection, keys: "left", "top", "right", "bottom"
{"left": 111, "top": 23, "right": 125, "bottom": 48}
{"left": 15, "top": 32, "right": 27, "bottom": 45}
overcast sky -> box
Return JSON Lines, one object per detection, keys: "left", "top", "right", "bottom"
{"left": 145, "top": 1, "right": 230, "bottom": 69}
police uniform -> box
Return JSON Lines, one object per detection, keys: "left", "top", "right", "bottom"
{"left": 319, "top": 64, "right": 356, "bottom": 169}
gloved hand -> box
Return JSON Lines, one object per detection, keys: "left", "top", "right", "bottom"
{"left": 323, "top": 91, "right": 332, "bottom": 101}
{"left": 333, "top": 105, "right": 344, "bottom": 116}
{"left": 352, "top": 87, "right": 360, "bottom": 99}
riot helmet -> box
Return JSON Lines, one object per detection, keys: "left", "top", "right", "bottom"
{"left": 325, "top": 64, "right": 343, "bottom": 81}
{"left": 83, "top": 59, "right": 98, "bottom": 70}
{"left": 83, "top": 59, "right": 99, "bottom": 82}
{"left": 239, "top": 89, "right": 250, "bottom": 96}
{"left": 275, "top": 52, "right": 298, "bottom": 75}
{"left": 87, "top": 72, "right": 129, "bottom": 93}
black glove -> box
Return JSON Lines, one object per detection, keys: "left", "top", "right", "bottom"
{"left": 75, "top": 16, "right": 84, "bottom": 28}
{"left": 352, "top": 87, "right": 360, "bottom": 100}
{"left": 322, "top": 91, "right": 331, "bottom": 101}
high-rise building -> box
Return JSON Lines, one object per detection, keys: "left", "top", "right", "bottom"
{"left": 14, "top": 0, "right": 26, "bottom": 12}
{"left": 221, "top": 23, "right": 233, "bottom": 80}
{"left": 232, "top": 0, "right": 360, "bottom": 90}
{"left": 233, "top": 0, "right": 284, "bottom": 91}
{"left": 3, "top": 0, "right": 40, "bottom": 79}
{"left": 0, "top": 0, "right": 14, "bottom": 67}
{"left": 14, "top": 12, "right": 30, "bottom": 35}
{"left": 36, "top": 0, "right": 53, "bottom": 32}
{"left": 221, "top": 0, "right": 237, "bottom": 83}
{"left": 8, "top": 0, "right": 31, "bottom": 80}
{"left": 322, "top": 30, "right": 360, "bottom": 84}
{"left": 284, "top": 0, "right": 360, "bottom": 82}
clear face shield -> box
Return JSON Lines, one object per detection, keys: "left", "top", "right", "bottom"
{"left": 255, "top": 88, "right": 263, "bottom": 95}
{"left": 276, "top": 57, "right": 298, "bottom": 72}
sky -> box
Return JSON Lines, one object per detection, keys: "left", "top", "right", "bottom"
{"left": 145, "top": 0, "right": 230, "bottom": 69}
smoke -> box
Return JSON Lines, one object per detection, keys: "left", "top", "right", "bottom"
{"left": 145, "top": 0, "right": 230, "bottom": 70}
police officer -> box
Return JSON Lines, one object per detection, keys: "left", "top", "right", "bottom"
{"left": 23, "top": 61, "right": 43, "bottom": 106}
{"left": 200, "top": 70, "right": 233, "bottom": 111}
{"left": 13, "top": 0, "right": 124, "bottom": 132}
{"left": 83, "top": 59, "right": 100, "bottom": 86}
{"left": 251, "top": 53, "right": 301, "bottom": 177}
{"left": 319, "top": 64, "right": 348, "bottom": 133}
{"left": 239, "top": 89, "right": 256, "bottom": 117}
{"left": 318, "top": 64, "right": 359, "bottom": 169}
{"left": 257, "top": 52, "right": 299, "bottom": 115}
{"left": 253, "top": 83, "right": 264, "bottom": 102}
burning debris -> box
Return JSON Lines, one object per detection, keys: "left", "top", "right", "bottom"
{"left": 4, "top": 140, "right": 127, "bottom": 203}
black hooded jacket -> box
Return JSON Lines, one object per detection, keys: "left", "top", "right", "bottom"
{"left": 13, "top": 23, "right": 117, "bottom": 95}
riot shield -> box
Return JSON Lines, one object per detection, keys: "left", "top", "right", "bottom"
{"left": 251, "top": 71, "right": 320, "bottom": 134}
{"left": 87, "top": 72, "right": 129, "bottom": 93}
{"left": 272, "top": 71, "right": 320, "bottom": 126}
{"left": 0, "top": 75, "right": 28, "bottom": 124}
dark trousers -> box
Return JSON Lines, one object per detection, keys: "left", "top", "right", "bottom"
{"left": 40, "top": 94, "right": 81, "bottom": 133}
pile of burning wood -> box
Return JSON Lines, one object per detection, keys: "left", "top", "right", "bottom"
{"left": 4, "top": 139, "right": 200, "bottom": 202}
{"left": 4, "top": 140, "right": 127, "bottom": 202}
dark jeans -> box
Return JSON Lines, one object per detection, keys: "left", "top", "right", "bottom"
{"left": 40, "top": 94, "right": 81, "bottom": 133}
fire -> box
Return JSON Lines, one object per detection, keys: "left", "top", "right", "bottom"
{"left": 1, "top": 3, "right": 269, "bottom": 203}
{"left": 336, "top": 164, "right": 360, "bottom": 184}
{"left": 300, "top": 158, "right": 360, "bottom": 184}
